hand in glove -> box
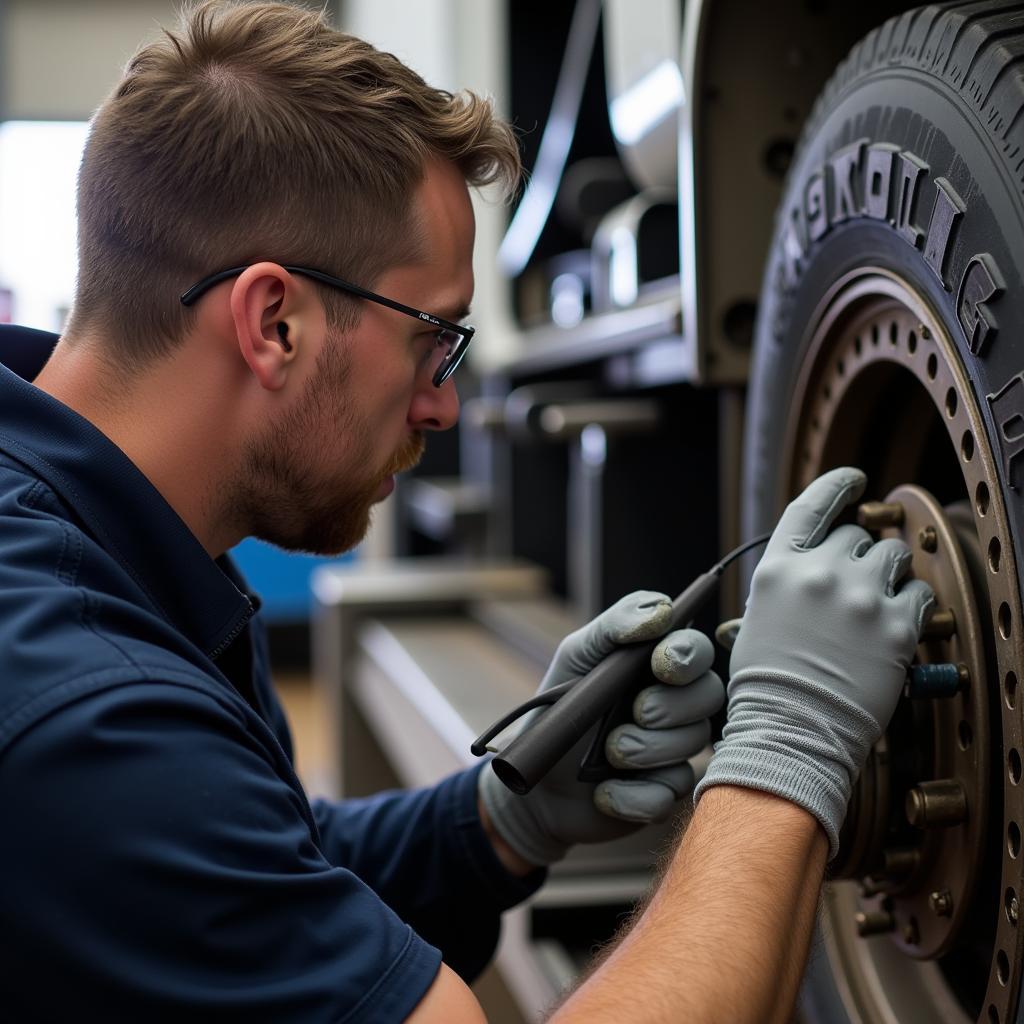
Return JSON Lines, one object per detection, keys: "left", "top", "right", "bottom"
{"left": 479, "top": 591, "right": 724, "bottom": 867}
{"left": 694, "top": 467, "right": 935, "bottom": 857}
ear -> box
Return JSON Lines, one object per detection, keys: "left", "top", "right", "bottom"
{"left": 228, "top": 263, "right": 304, "bottom": 391}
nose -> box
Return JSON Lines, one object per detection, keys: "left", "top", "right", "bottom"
{"left": 407, "top": 374, "right": 460, "bottom": 432}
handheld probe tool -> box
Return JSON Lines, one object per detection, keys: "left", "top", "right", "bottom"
{"left": 471, "top": 533, "right": 773, "bottom": 796}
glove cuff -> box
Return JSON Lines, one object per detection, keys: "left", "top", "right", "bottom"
{"left": 693, "top": 670, "right": 880, "bottom": 859}
{"left": 478, "top": 759, "right": 569, "bottom": 867}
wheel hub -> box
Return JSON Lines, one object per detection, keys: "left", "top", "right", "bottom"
{"left": 836, "top": 483, "right": 991, "bottom": 962}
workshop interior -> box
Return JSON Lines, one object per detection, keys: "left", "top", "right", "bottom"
{"left": 3, "top": 0, "right": 1024, "bottom": 1021}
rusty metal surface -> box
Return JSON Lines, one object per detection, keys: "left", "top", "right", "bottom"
{"left": 863, "top": 484, "right": 990, "bottom": 962}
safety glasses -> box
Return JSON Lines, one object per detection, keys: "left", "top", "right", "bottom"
{"left": 180, "top": 264, "right": 474, "bottom": 387}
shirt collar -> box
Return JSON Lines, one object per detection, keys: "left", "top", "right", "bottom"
{"left": 0, "top": 359, "right": 253, "bottom": 658}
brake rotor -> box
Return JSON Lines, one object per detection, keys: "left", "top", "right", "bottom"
{"left": 779, "top": 268, "right": 1024, "bottom": 1023}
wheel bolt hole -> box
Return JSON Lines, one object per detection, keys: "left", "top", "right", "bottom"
{"left": 1009, "top": 822, "right": 1021, "bottom": 859}
{"left": 999, "top": 602, "right": 1012, "bottom": 639}
{"left": 958, "top": 720, "right": 972, "bottom": 750}
{"left": 889, "top": 321, "right": 899, "bottom": 345}
{"left": 962, "top": 430, "right": 974, "bottom": 462}
{"left": 998, "top": 950, "right": 1010, "bottom": 985}
{"left": 945, "top": 387, "right": 958, "bottom": 417}
{"left": 990, "top": 537, "right": 1002, "bottom": 573}
{"left": 977, "top": 481, "right": 990, "bottom": 517}
{"left": 908, "top": 330, "right": 918, "bottom": 353}
{"left": 927, "top": 353, "right": 938, "bottom": 380}
{"left": 854, "top": 336, "right": 863, "bottom": 355}
{"left": 989, "top": 1005, "right": 1000, "bottom": 1024}
{"left": 837, "top": 358, "right": 845, "bottom": 376}
{"left": 1010, "top": 748, "right": 1021, "bottom": 785}
{"left": 1007, "top": 671, "right": 1018, "bottom": 710}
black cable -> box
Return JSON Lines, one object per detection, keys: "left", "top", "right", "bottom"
{"left": 716, "top": 531, "right": 772, "bottom": 573}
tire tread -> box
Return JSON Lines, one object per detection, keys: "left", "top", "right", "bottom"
{"left": 796, "top": 1, "right": 1024, "bottom": 195}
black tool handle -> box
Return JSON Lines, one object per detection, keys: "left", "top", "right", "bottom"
{"left": 576, "top": 689, "right": 637, "bottom": 782}
{"left": 491, "top": 570, "right": 720, "bottom": 794}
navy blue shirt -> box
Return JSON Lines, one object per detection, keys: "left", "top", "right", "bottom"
{"left": 0, "top": 331, "right": 541, "bottom": 1022}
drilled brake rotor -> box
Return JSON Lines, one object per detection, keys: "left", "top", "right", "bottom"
{"left": 780, "top": 269, "right": 1024, "bottom": 1024}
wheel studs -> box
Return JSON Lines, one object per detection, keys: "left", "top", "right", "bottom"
{"left": 918, "top": 525, "right": 938, "bottom": 552}
{"left": 905, "top": 663, "right": 967, "bottom": 699}
{"left": 857, "top": 501, "right": 905, "bottom": 530}
{"left": 920, "top": 609, "right": 957, "bottom": 641}
{"left": 929, "top": 890, "right": 953, "bottom": 917}
{"left": 882, "top": 848, "right": 920, "bottom": 877}
{"left": 855, "top": 909, "right": 895, "bottom": 937}
{"left": 906, "top": 779, "right": 967, "bottom": 829}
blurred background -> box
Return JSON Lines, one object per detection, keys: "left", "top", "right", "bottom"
{"left": 0, "top": 0, "right": 518, "bottom": 657}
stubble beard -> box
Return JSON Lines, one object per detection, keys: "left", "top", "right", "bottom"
{"left": 233, "top": 334, "right": 425, "bottom": 556}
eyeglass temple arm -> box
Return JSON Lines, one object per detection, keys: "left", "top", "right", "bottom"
{"left": 181, "top": 265, "right": 466, "bottom": 338}
{"left": 180, "top": 267, "right": 249, "bottom": 306}
{"left": 289, "top": 267, "right": 470, "bottom": 333}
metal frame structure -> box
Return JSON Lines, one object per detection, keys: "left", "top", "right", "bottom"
{"left": 678, "top": 0, "right": 917, "bottom": 385}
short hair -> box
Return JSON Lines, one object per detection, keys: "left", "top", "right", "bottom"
{"left": 67, "top": 0, "right": 521, "bottom": 369}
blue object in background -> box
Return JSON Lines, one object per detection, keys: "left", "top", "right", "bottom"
{"left": 231, "top": 538, "right": 355, "bottom": 624}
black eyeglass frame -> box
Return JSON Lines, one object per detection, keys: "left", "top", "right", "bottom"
{"left": 180, "top": 264, "right": 474, "bottom": 387}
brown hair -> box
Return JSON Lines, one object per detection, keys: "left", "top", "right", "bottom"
{"left": 67, "top": 0, "right": 521, "bottom": 369}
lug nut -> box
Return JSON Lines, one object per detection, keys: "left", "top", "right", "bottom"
{"left": 918, "top": 525, "right": 938, "bottom": 553}
{"left": 855, "top": 909, "right": 895, "bottom": 937}
{"left": 1010, "top": 897, "right": 1020, "bottom": 925}
{"left": 920, "top": 609, "right": 957, "bottom": 641}
{"left": 906, "top": 779, "right": 968, "bottom": 829}
{"left": 929, "top": 890, "right": 954, "bottom": 917}
{"left": 857, "top": 501, "right": 905, "bottom": 530}
{"left": 882, "top": 848, "right": 920, "bottom": 878}
{"left": 905, "top": 663, "right": 967, "bottom": 699}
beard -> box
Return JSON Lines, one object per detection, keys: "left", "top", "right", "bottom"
{"left": 232, "top": 333, "right": 426, "bottom": 555}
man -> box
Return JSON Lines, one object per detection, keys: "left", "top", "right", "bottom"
{"left": 0, "top": 2, "right": 933, "bottom": 1022}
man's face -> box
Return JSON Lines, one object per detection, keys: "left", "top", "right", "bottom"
{"left": 235, "top": 159, "right": 473, "bottom": 555}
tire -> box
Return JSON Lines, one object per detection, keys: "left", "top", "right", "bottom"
{"left": 743, "top": 5, "right": 1024, "bottom": 1023}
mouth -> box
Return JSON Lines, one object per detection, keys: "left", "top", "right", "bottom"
{"left": 374, "top": 433, "right": 425, "bottom": 501}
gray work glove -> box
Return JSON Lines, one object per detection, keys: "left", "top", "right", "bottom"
{"left": 479, "top": 592, "right": 724, "bottom": 866}
{"left": 694, "top": 467, "right": 935, "bottom": 858}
